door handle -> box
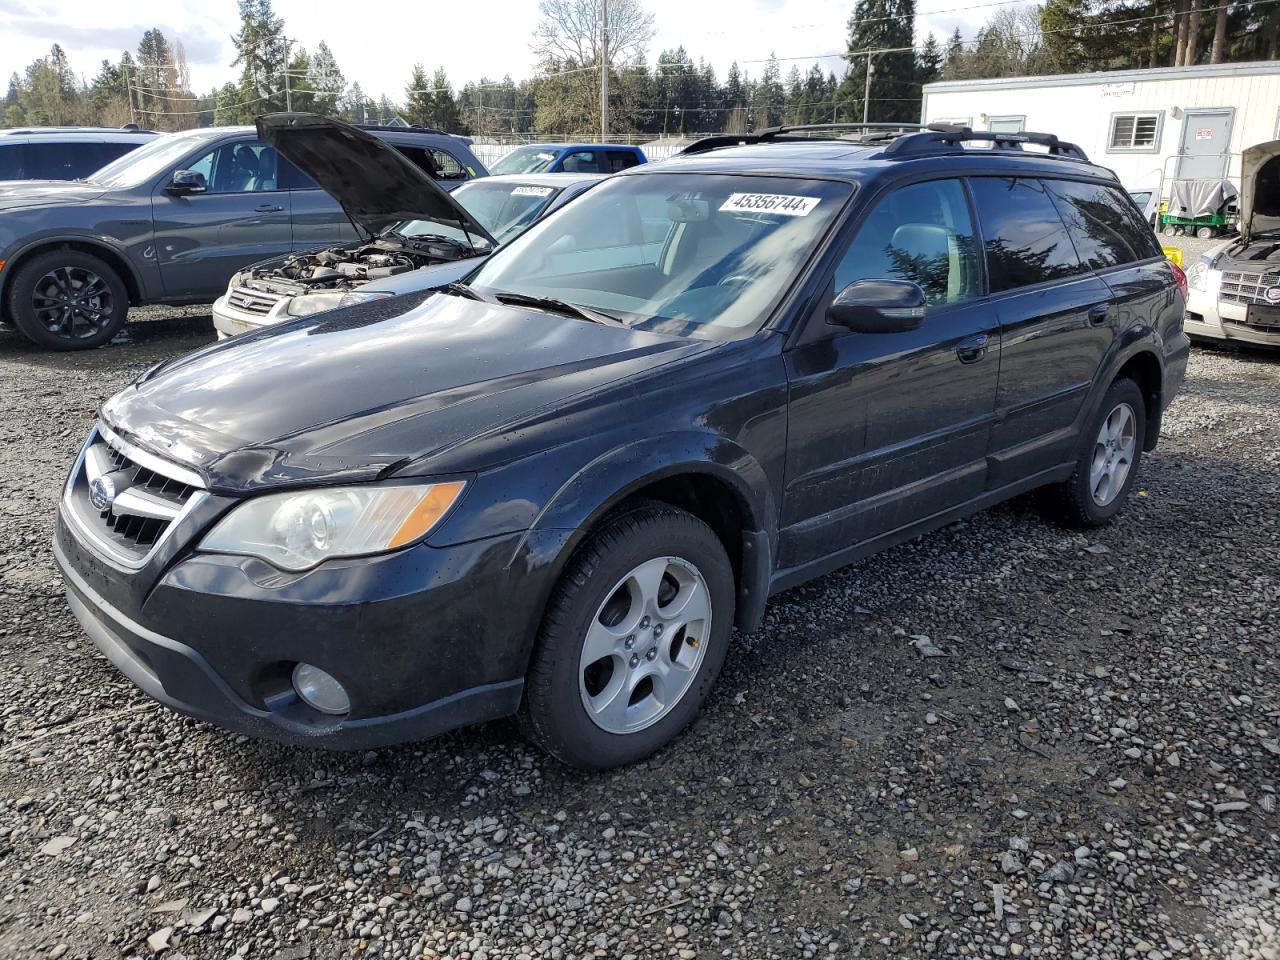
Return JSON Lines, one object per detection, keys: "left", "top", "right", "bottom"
{"left": 956, "top": 333, "right": 988, "bottom": 364}
{"left": 254, "top": 204, "right": 284, "bottom": 213}
{"left": 1087, "top": 303, "right": 1111, "bottom": 326}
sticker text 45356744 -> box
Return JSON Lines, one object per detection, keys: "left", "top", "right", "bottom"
{"left": 719, "top": 193, "right": 821, "bottom": 217}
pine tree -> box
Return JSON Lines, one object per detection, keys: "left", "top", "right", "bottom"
{"left": 405, "top": 64, "right": 433, "bottom": 126}
{"left": 308, "top": 42, "right": 345, "bottom": 116}
{"left": 228, "top": 0, "right": 288, "bottom": 122}
{"left": 429, "top": 68, "right": 464, "bottom": 131}
{"left": 286, "top": 47, "right": 314, "bottom": 113}
{"left": 917, "top": 32, "right": 944, "bottom": 88}
{"left": 836, "top": 0, "right": 918, "bottom": 124}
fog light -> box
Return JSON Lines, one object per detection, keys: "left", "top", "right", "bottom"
{"left": 291, "top": 663, "right": 350, "bottom": 716}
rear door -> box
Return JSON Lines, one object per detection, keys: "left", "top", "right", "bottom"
{"left": 151, "top": 138, "right": 293, "bottom": 299}
{"left": 781, "top": 177, "right": 999, "bottom": 568}
{"left": 280, "top": 155, "right": 360, "bottom": 250}
{"left": 969, "top": 176, "right": 1116, "bottom": 487}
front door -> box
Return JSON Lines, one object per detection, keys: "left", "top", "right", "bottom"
{"left": 151, "top": 138, "right": 294, "bottom": 299}
{"left": 780, "top": 177, "right": 999, "bottom": 571}
{"left": 1177, "top": 108, "right": 1234, "bottom": 180}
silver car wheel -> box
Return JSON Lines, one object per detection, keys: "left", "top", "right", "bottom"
{"left": 578, "top": 556, "right": 711, "bottom": 735}
{"left": 1089, "top": 402, "right": 1137, "bottom": 507}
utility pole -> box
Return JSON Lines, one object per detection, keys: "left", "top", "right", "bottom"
{"left": 123, "top": 60, "right": 137, "bottom": 125}
{"left": 283, "top": 37, "right": 293, "bottom": 111}
{"left": 600, "top": 0, "right": 609, "bottom": 141}
{"left": 863, "top": 52, "right": 875, "bottom": 124}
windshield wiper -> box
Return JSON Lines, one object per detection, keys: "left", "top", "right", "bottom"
{"left": 440, "top": 282, "right": 494, "bottom": 302}
{"left": 492, "top": 291, "right": 628, "bottom": 327}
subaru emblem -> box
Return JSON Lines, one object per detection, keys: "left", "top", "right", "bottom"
{"left": 89, "top": 475, "right": 116, "bottom": 512}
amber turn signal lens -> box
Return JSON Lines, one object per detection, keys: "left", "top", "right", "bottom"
{"left": 388, "top": 480, "right": 467, "bottom": 548}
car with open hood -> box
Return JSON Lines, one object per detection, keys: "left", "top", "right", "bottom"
{"left": 1184, "top": 140, "right": 1280, "bottom": 349}
{"left": 0, "top": 118, "right": 485, "bottom": 350}
{"left": 212, "top": 147, "right": 604, "bottom": 336}
{"left": 54, "top": 123, "right": 1188, "bottom": 770}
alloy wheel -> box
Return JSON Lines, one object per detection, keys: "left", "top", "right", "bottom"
{"left": 30, "top": 266, "right": 116, "bottom": 340}
{"left": 1089, "top": 402, "right": 1137, "bottom": 507}
{"left": 578, "top": 556, "right": 712, "bottom": 735}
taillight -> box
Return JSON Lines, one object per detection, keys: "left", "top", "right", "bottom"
{"left": 1169, "top": 260, "right": 1188, "bottom": 299}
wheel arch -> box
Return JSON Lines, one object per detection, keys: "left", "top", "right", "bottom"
{"left": 2, "top": 237, "right": 143, "bottom": 307}
{"left": 529, "top": 434, "right": 778, "bottom": 633}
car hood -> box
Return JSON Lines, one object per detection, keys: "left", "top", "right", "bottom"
{"left": 1240, "top": 139, "right": 1280, "bottom": 242}
{"left": 0, "top": 179, "right": 107, "bottom": 209}
{"left": 256, "top": 113, "right": 496, "bottom": 245}
{"left": 101, "top": 293, "right": 709, "bottom": 494}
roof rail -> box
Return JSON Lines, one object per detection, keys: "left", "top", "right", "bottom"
{"left": 883, "top": 126, "right": 1090, "bottom": 161}
{"left": 678, "top": 122, "right": 977, "bottom": 156}
{"left": 353, "top": 122, "right": 449, "bottom": 135}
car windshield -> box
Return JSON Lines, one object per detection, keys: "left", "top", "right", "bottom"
{"left": 490, "top": 147, "right": 559, "bottom": 176}
{"left": 444, "top": 180, "right": 564, "bottom": 243}
{"left": 467, "top": 173, "right": 853, "bottom": 341}
{"left": 85, "top": 133, "right": 210, "bottom": 188}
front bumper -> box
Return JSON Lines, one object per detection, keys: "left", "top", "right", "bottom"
{"left": 54, "top": 506, "right": 562, "bottom": 749}
{"left": 211, "top": 292, "right": 286, "bottom": 340}
{"left": 1185, "top": 281, "right": 1280, "bottom": 348}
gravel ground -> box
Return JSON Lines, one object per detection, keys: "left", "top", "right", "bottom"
{"left": 1, "top": 308, "right": 1278, "bottom": 960}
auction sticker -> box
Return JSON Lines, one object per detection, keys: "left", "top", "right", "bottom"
{"left": 720, "top": 193, "right": 820, "bottom": 216}
{"left": 513, "top": 186, "right": 554, "bottom": 197}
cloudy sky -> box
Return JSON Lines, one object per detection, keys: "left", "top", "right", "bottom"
{"left": 3, "top": 0, "right": 992, "bottom": 100}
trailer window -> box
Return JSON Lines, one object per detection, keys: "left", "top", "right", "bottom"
{"left": 1109, "top": 114, "right": 1161, "bottom": 151}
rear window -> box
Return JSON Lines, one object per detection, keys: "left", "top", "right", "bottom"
{"left": 969, "top": 177, "right": 1087, "bottom": 292}
{"left": 1044, "top": 179, "right": 1162, "bottom": 269}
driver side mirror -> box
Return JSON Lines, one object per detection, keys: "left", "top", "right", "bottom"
{"left": 827, "top": 279, "right": 926, "bottom": 333}
{"left": 166, "top": 170, "right": 208, "bottom": 196}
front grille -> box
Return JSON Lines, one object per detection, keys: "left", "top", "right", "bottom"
{"left": 65, "top": 427, "right": 205, "bottom": 565}
{"left": 228, "top": 286, "right": 282, "bottom": 316}
{"left": 1219, "top": 269, "right": 1280, "bottom": 305}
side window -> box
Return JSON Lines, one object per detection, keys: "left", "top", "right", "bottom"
{"left": 561, "top": 150, "right": 603, "bottom": 174}
{"left": 608, "top": 150, "right": 640, "bottom": 172}
{"left": 26, "top": 142, "right": 78, "bottom": 179}
{"left": 278, "top": 155, "right": 319, "bottom": 190}
{"left": 0, "top": 143, "right": 25, "bottom": 180}
{"left": 430, "top": 148, "right": 467, "bottom": 180}
{"left": 395, "top": 146, "right": 439, "bottom": 179}
{"left": 1042, "top": 178, "right": 1159, "bottom": 270}
{"left": 969, "top": 177, "right": 1086, "bottom": 292}
{"left": 833, "top": 178, "right": 981, "bottom": 307}
{"left": 180, "top": 141, "right": 279, "bottom": 193}
{"left": 92, "top": 142, "right": 139, "bottom": 171}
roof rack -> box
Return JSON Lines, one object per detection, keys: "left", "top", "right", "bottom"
{"left": 882, "top": 126, "right": 1090, "bottom": 161}
{"left": 353, "top": 122, "right": 449, "bottom": 135}
{"left": 677, "top": 122, "right": 1089, "bottom": 162}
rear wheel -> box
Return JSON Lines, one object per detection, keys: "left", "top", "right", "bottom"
{"left": 1041, "top": 377, "right": 1146, "bottom": 528}
{"left": 7, "top": 250, "right": 129, "bottom": 350}
{"left": 519, "top": 501, "right": 734, "bottom": 769}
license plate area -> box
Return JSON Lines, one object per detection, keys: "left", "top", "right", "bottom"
{"left": 1244, "top": 303, "right": 1280, "bottom": 328}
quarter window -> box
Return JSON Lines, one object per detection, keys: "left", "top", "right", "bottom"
{"left": 1043, "top": 179, "right": 1161, "bottom": 269}
{"left": 833, "top": 178, "right": 981, "bottom": 307}
{"left": 1109, "top": 113, "right": 1161, "bottom": 151}
{"left": 969, "top": 177, "right": 1086, "bottom": 292}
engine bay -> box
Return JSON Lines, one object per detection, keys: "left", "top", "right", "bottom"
{"left": 243, "top": 237, "right": 474, "bottom": 295}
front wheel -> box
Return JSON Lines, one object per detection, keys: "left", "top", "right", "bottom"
{"left": 6, "top": 250, "right": 129, "bottom": 350}
{"left": 1040, "top": 377, "right": 1146, "bottom": 528}
{"left": 519, "top": 501, "right": 735, "bottom": 769}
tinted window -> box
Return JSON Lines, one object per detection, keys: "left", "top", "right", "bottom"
{"left": 183, "top": 140, "right": 281, "bottom": 193}
{"left": 970, "top": 177, "right": 1086, "bottom": 292}
{"left": 607, "top": 150, "right": 640, "bottom": 172}
{"left": 0, "top": 143, "right": 24, "bottom": 180}
{"left": 278, "top": 155, "right": 318, "bottom": 190}
{"left": 834, "top": 178, "right": 981, "bottom": 306}
{"left": 26, "top": 142, "right": 79, "bottom": 179}
{"left": 1044, "top": 178, "right": 1160, "bottom": 270}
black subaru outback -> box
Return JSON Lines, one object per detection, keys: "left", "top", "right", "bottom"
{"left": 54, "top": 121, "right": 1189, "bottom": 769}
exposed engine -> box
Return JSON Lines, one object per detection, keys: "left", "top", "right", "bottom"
{"left": 245, "top": 237, "right": 471, "bottom": 295}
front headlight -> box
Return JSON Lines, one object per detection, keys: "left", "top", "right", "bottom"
{"left": 286, "top": 293, "right": 347, "bottom": 318}
{"left": 226, "top": 271, "right": 247, "bottom": 293}
{"left": 338, "top": 290, "right": 395, "bottom": 309}
{"left": 199, "top": 481, "right": 466, "bottom": 571}
{"left": 1187, "top": 257, "right": 1211, "bottom": 291}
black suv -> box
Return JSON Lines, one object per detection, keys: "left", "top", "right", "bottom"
{"left": 54, "top": 124, "right": 1189, "bottom": 769}
{"left": 0, "top": 123, "right": 486, "bottom": 350}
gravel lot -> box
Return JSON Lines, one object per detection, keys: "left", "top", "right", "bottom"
{"left": 1, "top": 308, "right": 1278, "bottom": 960}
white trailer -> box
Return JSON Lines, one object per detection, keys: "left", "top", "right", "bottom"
{"left": 920, "top": 61, "right": 1280, "bottom": 204}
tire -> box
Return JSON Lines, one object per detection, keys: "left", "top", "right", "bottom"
{"left": 1196, "top": 226, "right": 1214, "bottom": 239}
{"left": 6, "top": 249, "right": 129, "bottom": 350}
{"left": 1162, "top": 225, "right": 1178, "bottom": 237}
{"left": 519, "top": 500, "right": 735, "bottom": 770}
{"left": 1041, "top": 377, "right": 1146, "bottom": 528}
